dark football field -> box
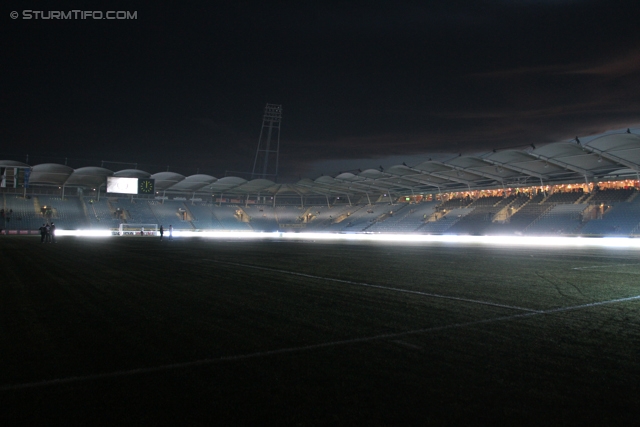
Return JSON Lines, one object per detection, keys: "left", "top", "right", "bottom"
{"left": 1, "top": 236, "right": 640, "bottom": 425}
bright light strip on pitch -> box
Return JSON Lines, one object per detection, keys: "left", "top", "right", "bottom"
{"left": 51, "top": 229, "right": 640, "bottom": 248}
{"left": 55, "top": 229, "right": 114, "bottom": 237}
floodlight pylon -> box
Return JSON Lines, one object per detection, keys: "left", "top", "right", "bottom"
{"left": 251, "top": 104, "right": 282, "bottom": 181}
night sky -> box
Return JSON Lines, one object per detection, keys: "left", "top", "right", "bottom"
{"left": 3, "top": 1, "right": 640, "bottom": 181}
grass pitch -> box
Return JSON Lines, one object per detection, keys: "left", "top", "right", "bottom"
{"left": 1, "top": 236, "right": 640, "bottom": 425}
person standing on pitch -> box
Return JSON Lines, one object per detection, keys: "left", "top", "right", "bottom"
{"left": 159, "top": 225, "right": 164, "bottom": 240}
{"left": 39, "top": 223, "right": 46, "bottom": 243}
{"left": 50, "top": 222, "right": 56, "bottom": 243}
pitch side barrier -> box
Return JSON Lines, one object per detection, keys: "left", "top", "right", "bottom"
{"left": 115, "top": 224, "right": 158, "bottom": 236}
{"left": 0, "top": 229, "right": 39, "bottom": 235}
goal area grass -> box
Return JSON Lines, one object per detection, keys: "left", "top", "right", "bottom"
{"left": 1, "top": 235, "right": 640, "bottom": 425}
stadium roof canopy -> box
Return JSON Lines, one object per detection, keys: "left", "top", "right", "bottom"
{"left": 3, "top": 131, "right": 640, "bottom": 198}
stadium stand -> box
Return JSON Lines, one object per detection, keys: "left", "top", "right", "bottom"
{"left": 438, "top": 197, "right": 474, "bottom": 210}
{"left": 366, "top": 201, "right": 439, "bottom": 233}
{"left": 121, "top": 199, "right": 158, "bottom": 225}
{"left": 303, "top": 204, "right": 354, "bottom": 231}
{"left": 584, "top": 188, "right": 635, "bottom": 204}
{"left": 187, "top": 202, "right": 224, "bottom": 230}
{"left": 5, "top": 186, "right": 640, "bottom": 237}
{"left": 244, "top": 205, "right": 280, "bottom": 231}
{"left": 579, "top": 197, "right": 640, "bottom": 235}
{"left": 446, "top": 196, "right": 513, "bottom": 235}
{"left": 525, "top": 203, "right": 587, "bottom": 235}
{"left": 211, "top": 205, "right": 252, "bottom": 231}
{"left": 85, "top": 198, "right": 121, "bottom": 229}
{"left": 5, "top": 129, "right": 640, "bottom": 236}
{"left": 36, "top": 196, "right": 88, "bottom": 230}
{"left": 543, "top": 189, "right": 585, "bottom": 204}
{"left": 3, "top": 195, "right": 42, "bottom": 231}
{"left": 483, "top": 193, "right": 548, "bottom": 235}
{"left": 148, "top": 200, "right": 194, "bottom": 230}
{"left": 418, "top": 207, "right": 473, "bottom": 234}
{"left": 341, "top": 203, "right": 397, "bottom": 232}
{"left": 274, "top": 205, "right": 305, "bottom": 224}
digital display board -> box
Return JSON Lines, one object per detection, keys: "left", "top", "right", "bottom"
{"left": 106, "top": 177, "right": 139, "bottom": 194}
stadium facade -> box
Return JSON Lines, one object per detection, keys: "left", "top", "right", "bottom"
{"left": 3, "top": 130, "right": 640, "bottom": 236}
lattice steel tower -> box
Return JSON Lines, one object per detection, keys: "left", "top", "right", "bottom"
{"left": 251, "top": 104, "right": 282, "bottom": 180}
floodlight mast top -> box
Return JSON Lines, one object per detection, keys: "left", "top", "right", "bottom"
{"left": 264, "top": 104, "right": 282, "bottom": 121}
{"left": 252, "top": 103, "right": 282, "bottom": 181}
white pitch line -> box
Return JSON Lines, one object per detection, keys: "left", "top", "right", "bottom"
{"left": 205, "top": 259, "right": 542, "bottom": 313}
{"left": 0, "top": 313, "right": 538, "bottom": 392}
{"left": 574, "top": 270, "right": 640, "bottom": 275}
{"left": 572, "top": 263, "right": 640, "bottom": 270}
{"left": 391, "top": 340, "right": 423, "bottom": 350}
{"left": 541, "top": 294, "right": 640, "bottom": 314}
{"left": 1, "top": 294, "right": 639, "bottom": 392}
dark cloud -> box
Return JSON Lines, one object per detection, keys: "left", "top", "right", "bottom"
{"left": 2, "top": 1, "right": 639, "bottom": 180}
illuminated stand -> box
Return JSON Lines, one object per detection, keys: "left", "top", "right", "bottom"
{"left": 251, "top": 104, "right": 282, "bottom": 181}
{"left": 118, "top": 223, "right": 158, "bottom": 236}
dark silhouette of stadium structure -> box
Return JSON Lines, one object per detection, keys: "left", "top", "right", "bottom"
{"left": 2, "top": 128, "right": 640, "bottom": 236}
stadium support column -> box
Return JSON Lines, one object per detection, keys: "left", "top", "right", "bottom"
{"left": 366, "top": 192, "right": 371, "bottom": 205}
{"left": 325, "top": 194, "right": 330, "bottom": 208}
{"left": 347, "top": 194, "right": 352, "bottom": 207}
{"left": 61, "top": 184, "right": 65, "bottom": 200}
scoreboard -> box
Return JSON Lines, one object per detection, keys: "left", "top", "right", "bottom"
{"left": 106, "top": 177, "right": 155, "bottom": 195}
